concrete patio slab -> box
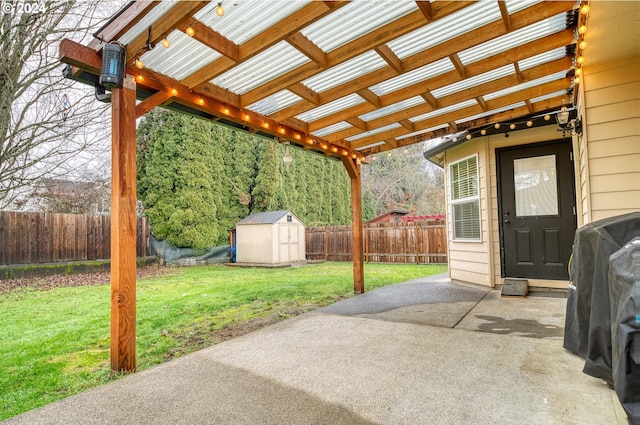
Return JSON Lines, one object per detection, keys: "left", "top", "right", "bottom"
{"left": 2, "top": 275, "right": 627, "bottom": 425}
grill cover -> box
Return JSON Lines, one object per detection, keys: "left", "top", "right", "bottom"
{"left": 563, "top": 212, "right": 640, "bottom": 384}
{"left": 608, "top": 238, "right": 640, "bottom": 424}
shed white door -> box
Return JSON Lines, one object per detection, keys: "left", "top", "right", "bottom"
{"left": 279, "top": 223, "right": 299, "bottom": 262}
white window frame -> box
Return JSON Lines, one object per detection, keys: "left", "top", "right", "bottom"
{"left": 449, "top": 154, "right": 481, "bottom": 242}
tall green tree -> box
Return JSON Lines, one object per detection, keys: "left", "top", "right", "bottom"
{"left": 137, "top": 110, "right": 218, "bottom": 249}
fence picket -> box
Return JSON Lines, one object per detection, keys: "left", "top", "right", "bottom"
{"left": 0, "top": 211, "right": 149, "bottom": 265}
{"left": 305, "top": 220, "right": 447, "bottom": 264}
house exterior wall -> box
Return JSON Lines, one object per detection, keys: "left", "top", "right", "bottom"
{"left": 575, "top": 56, "right": 640, "bottom": 224}
{"left": 236, "top": 223, "right": 273, "bottom": 263}
{"left": 443, "top": 125, "right": 572, "bottom": 288}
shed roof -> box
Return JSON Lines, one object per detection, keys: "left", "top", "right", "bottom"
{"left": 237, "top": 210, "right": 301, "bottom": 225}
{"left": 60, "top": 0, "right": 588, "bottom": 160}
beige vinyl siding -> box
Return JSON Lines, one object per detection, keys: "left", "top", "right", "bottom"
{"left": 580, "top": 56, "right": 640, "bottom": 222}
{"left": 445, "top": 141, "right": 491, "bottom": 287}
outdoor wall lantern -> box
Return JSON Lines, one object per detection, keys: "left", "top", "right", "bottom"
{"left": 99, "top": 42, "right": 126, "bottom": 89}
{"left": 556, "top": 105, "right": 583, "bottom": 137}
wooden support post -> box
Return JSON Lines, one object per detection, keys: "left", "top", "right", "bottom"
{"left": 110, "top": 75, "right": 137, "bottom": 372}
{"left": 342, "top": 157, "right": 364, "bottom": 294}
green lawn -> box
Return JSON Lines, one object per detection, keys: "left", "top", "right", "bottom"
{"left": 0, "top": 262, "right": 446, "bottom": 420}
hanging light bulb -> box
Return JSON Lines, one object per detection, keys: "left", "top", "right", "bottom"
{"left": 510, "top": 123, "right": 516, "bottom": 130}
{"left": 480, "top": 129, "right": 487, "bottom": 136}
{"left": 575, "top": 68, "right": 582, "bottom": 76}
{"left": 135, "top": 74, "right": 144, "bottom": 83}
{"left": 186, "top": 24, "right": 195, "bottom": 37}
{"left": 578, "top": 25, "right": 587, "bottom": 35}
{"left": 494, "top": 123, "right": 501, "bottom": 129}
{"left": 580, "top": 4, "right": 590, "bottom": 15}
{"left": 135, "top": 57, "right": 144, "bottom": 69}
{"left": 171, "top": 88, "right": 178, "bottom": 96}
{"left": 579, "top": 40, "right": 587, "bottom": 50}
{"left": 465, "top": 134, "right": 472, "bottom": 140}
{"left": 162, "top": 38, "right": 170, "bottom": 48}
{"left": 574, "top": 76, "right": 580, "bottom": 84}
{"left": 577, "top": 56, "right": 585, "bottom": 64}
{"left": 526, "top": 120, "right": 533, "bottom": 127}
{"left": 216, "top": 2, "right": 225, "bottom": 16}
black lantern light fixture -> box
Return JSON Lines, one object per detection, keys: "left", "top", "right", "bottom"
{"left": 556, "top": 105, "right": 583, "bottom": 137}
{"left": 99, "top": 42, "right": 126, "bottom": 89}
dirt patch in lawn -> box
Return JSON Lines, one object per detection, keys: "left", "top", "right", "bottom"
{"left": 0, "top": 266, "right": 176, "bottom": 293}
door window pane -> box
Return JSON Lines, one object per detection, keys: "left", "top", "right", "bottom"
{"left": 514, "top": 154, "right": 558, "bottom": 217}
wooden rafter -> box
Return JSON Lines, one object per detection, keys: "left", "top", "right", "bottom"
{"left": 176, "top": 19, "right": 239, "bottom": 62}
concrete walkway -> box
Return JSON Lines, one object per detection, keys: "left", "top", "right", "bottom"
{"left": 3, "top": 274, "right": 628, "bottom": 425}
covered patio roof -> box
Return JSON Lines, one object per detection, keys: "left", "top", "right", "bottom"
{"left": 58, "top": 0, "right": 589, "bottom": 372}
{"left": 61, "top": 0, "right": 584, "bottom": 159}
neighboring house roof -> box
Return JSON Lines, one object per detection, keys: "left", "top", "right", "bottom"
{"left": 237, "top": 210, "right": 303, "bottom": 225}
{"left": 366, "top": 209, "right": 410, "bottom": 224}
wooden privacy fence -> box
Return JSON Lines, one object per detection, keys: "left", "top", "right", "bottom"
{"left": 0, "top": 211, "right": 150, "bottom": 265}
{"left": 306, "top": 220, "right": 447, "bottom": 264}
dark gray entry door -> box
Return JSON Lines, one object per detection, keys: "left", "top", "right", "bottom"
{"left": 497, "top": 140, "right": 576, "bottom": 280}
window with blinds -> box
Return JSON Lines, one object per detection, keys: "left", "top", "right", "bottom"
{"left": 450, "top": 155, "right": 481, "bottom": 241}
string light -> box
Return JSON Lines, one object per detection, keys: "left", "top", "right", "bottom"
{"left": 480, "top": 129, "right": 487, "bottom": 136}
{"left": 465, "top": 134, "right": 472, "bottom": 140}
{"left": 331, "top": 146, "right": 338, "bottom": 153}
{"left": 198, "top": 97, "right": 204, "bottom": 105}
{"left": 216, "top": 2, "right": 225, "bottom": 16}
{"left": 162, "top": 38, "right": 170, "bottom": 48}
{"left": 526, "top": 120, "right": 533, "bottom": 127}
{"left": 575, "top": 68, "right": 582, "bottom": 76}
{"left": 579, "top": 40, "right": 587, "bottom": 50}
{"left": 135, "top": 58, "right": 144, "bottom": 69}
{"left": 223, "top": 105, "right": 229, "bottom": 114}
{"left": 171, "top": 88, "right": 178, "bottom": 96}
{"left": 509, "top": 123, "right": 516, "bottom": 130}
{"left": 544, "top": 114, "right": 551, "bottom": 121}
{"left": 494, "top": 123, "right": 501, "bottom": 129}
{"left": 580, "top": 4, "right": 590, "bottom": 15}
{"left": 578, "top": 25, "right": 587, "bottom": 35}
{"left": 577, "top": 56, "right": 585, "bottom": 64}
{"left": 574, "top": 76, "right": 580, "bottom": 84}
{"left": 186, "top": 24, "right": 195, "bottom": 37}
{"left": 135, "top": 74, "right": 144, "bottom": 83}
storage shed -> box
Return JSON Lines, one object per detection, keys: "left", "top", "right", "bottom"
{"left": 235, "top": 210, "right": 305, "bottom": 265}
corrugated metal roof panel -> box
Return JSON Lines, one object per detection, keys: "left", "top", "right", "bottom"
{"left": 388, "top": 2, "right": 500, "bottom": 60}
{"left": 458, "top": 13, "right": 568, "bottom": 65}
{"left": 530, "top": 90, "right": 567, "bottom": 103}
{"left": 503, "top": 0, "right": 543, "bottom": 14}
{"left": 518, "top": 47, "right": 567, "bottom": 70}
{"left": 368, "top": 58, "right": 454, "bottom": 96}
{"left": 454, "top": 102, "right": 526, "bottom": 123}
{"left": 359, "top": 96, "right": 425, "bottom": 121}
{"left": 431, "top": 65, "right": 513, "bottom": 98}
{"left": 484, "top": 71, "right": 567, "bottom": 100}
{"left": 355, "top": 141, "right": 386, "bottom": 151}
{"left": 345, "top": 123, "right": 402, "bottom": 141}
{"left": 118, "top": 0, "right": 179, "bottom": 45}
{"left": 246, "top": 90, "right": 302, "bottom": 116}
{"left": 197, "top": 0, "right": 310, "bottom": 45}
{"left": 410, "top": 99, "right": 477, "bottom": 122}
{"left": 302, "top": 51, "right": 387, "bottom": 93}
{"left": 138, "top": 31, "right": 220, "bottom": 81}
{"left": 302, "top": 0, "right": 417, "bottom": 53}
{"left": 395, "top": 124, "right": 449, "bottom": 140}
{"left": 312, "top": 122, "right": 352, "bottom": 137}
{"left": 296, "top": 93, "right": 365, "bottom": 122}
{"left": 211, "top": 41, "right": 309, "bottom": 94}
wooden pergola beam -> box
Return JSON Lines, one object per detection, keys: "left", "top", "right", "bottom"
{"left": 324, "top": 57, "right": 571, "bottom": 142}
{"left": 177, "top": 19, "right": 239, "bottom": 62}
{"left": 350, "top": 77, "right": 569, "bottom": 148}
{"left": 360, "top": 94, "right": 571, "bottom": 156}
